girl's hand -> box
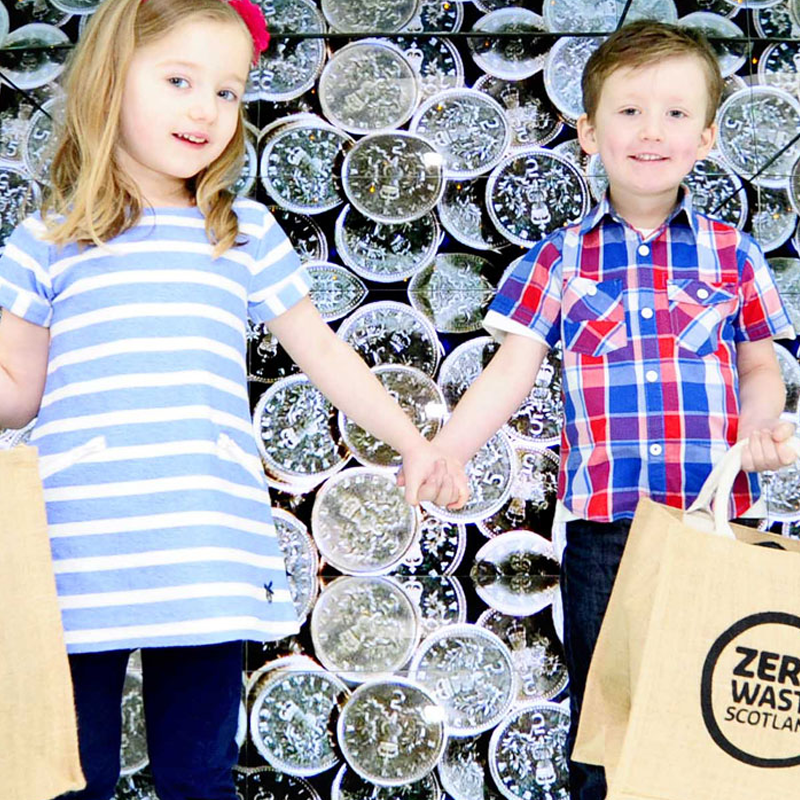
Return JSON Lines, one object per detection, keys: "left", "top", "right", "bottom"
{"left": 739, "top": 419, "right": 798, "bottom": 472}
{"left": 396, "top": 446, "right": 469, "bottom": 509}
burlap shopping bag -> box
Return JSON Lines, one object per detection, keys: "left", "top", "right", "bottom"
{"left": 573, "top": 439, "right": 800, "bottom": 800}
{"left": 0, "top": 446, "right": 85, "bottom": 799}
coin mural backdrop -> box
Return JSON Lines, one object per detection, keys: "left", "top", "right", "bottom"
{"left": 2, "top": 1, "right": 800, "bottom": 798}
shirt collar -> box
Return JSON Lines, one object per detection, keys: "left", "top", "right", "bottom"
{"left": 579, "top": 186, "right": 699, "bottom": 237}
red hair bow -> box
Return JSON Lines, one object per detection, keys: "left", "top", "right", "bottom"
{"left": 228, "top": 0, "right": 270, "bottom": 63}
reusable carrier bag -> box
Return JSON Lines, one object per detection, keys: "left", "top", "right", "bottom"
{"left": 0, "top": 446, "right": 85, "bottom": 798}
{"left": 573, "top": 437, "right": 800, "bottom": 800}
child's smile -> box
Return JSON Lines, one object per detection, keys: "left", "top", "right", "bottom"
{"left": 577, "top": 55, "right": 717, "bottom": 228}
{"left": 116, "top": 16, "right": 251, "bottom": 206}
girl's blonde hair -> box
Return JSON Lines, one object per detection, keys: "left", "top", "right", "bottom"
{"left": 43, "top": 0, "right": 252, "bottom": 256}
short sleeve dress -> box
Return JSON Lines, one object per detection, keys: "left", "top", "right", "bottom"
{"left": 0, "top": 199, "right": 311, "bottom": 653}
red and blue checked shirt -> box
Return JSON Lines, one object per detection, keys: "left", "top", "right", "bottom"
{"left": 484, "top": 191, "right": 793, "bottom": 522}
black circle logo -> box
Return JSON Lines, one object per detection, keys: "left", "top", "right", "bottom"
{"left": 701, "top": 611, "right": 800, "bottom": 768}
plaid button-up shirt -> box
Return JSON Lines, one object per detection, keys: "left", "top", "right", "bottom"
{"left": 485, "top": 192, "right": 793, "bottom": 521}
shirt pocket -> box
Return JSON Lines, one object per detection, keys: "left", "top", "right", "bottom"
{"left": 667, "top": 279, "right": 739, "bottom": 356}
{"left": 562, "top": 276, "right": 627, "bottom": 357}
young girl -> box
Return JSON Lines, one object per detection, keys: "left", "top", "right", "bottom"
{"left": 0, "top": 0, "right": 467, "bottom": 797}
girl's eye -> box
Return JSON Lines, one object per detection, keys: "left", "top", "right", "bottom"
{"left": 620, "top": 107, "right": 638, "bottom": 116}
{"left": 218, "top": 89, "right": 238, "bottom": 102}
{"left": 669, "top": 109, "right": 686, "bottom": 118}
{"left": 168, "top": 77, "right": 189, "bottom": 89}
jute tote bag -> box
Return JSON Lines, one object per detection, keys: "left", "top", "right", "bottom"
{"left": 0, "top": 446, "right": 85, "bottom": 798}
{"left": 573, "top": 438, "right": 800, "bottom": 800}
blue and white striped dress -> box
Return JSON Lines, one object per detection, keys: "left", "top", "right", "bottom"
{"left": 0, "top": 200, "right": 310, "bottom": 653}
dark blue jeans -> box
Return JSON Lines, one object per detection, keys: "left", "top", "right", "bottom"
{"left": 561, "top": 518, "right": 632, "bottom": 800}
{"left": 57, "top": 641, "right": 242, "bottom": 800}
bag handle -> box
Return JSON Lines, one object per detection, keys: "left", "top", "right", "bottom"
{"left": 685, "top": 436, "right": 800, "bottom": 539}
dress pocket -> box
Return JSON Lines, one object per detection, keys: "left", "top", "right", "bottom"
{"left": 667, "top": 279, "right": 738, "bottom": 356}
{"left": 562, "top": 276, "right": 626, "bottom": 357}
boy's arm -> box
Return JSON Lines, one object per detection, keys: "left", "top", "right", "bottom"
{"left": 736, "top": 338, "right": 796, "bottom": 472}
{"left": 267, "top": 296, "right": 468, "bottom": 506}
{"left": 0, "top": 310, "right": 49, "bottom": 429}
{"left": 433, "top": 333, "right": 550, "bottom": 464}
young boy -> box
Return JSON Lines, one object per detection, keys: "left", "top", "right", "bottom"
{"left": 430, "top": 21, "right": 797, "bottom": 800}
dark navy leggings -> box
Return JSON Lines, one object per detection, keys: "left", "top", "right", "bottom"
{"left": 56, "top": 641, "right": 242, "bottom": 800}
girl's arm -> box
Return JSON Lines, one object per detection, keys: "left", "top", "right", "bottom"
{"left": 267, "top": 297, "right": 468, "bottom": 507}
{"left": 0, "top": 310, "right": 49, "bottom": 429}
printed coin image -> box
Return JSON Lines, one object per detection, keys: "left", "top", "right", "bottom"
{"left": 408, "top": 253, "right": 497, "bottom": 334}
{"left": 305, "top": 261, "right": 368, "bottom": 322}
{"left": 271, "top": 209, "right": 328, "bottom": 263}
{"left": 21, "top": 96, "right": 64, "bottom": 184}
{"left": 437, "top": 734, "right": 492, "bottom": 800}
{"left": 337, "top": 678, "right": 446, "bottom": 785}
{"left": 410, "top": 89, "right": 511, "bottom": 178}
{"left": 321, "top": 0, "right": 419, "bottom": 32}
{"left": 339, "top": 366, "right": 446, "bottom": 468}
{"left": 272, "top": 508, "right": 320, "bottom": 625}
{"left": 332, "top": 763, "right": 442, "bottom": 800}
{"left": 395, "top": 34, "right": 465, "bottom": 101}
{"left": 342, "top": 132, "right": 445, "bottom": 224}
{"left": 716, "top": 87, "right": 800, "bottom": 188}
{"left": 311, "top": 467, "right": 419, "bottom": 575}
{"left": 543, "top": 36, "right": 604, "bottom": 122}
{"left": 0, "top": 165, "right": 42, "bottom": 249}
{"left": 0, "top": 23, "right": 70, "bottom": 90}
{"left": 394, "top": 575, "right": 469, "bottom": 638}
{"left": 233, "top": 766, "right": 321, "bottom": 800}
{"left": 477, "top": 608, "right": 569, "bottom": 703}
{"left": 476, "top": 445, "right": 560, "bottom": 539}
{"left": 488, "top": 701, "right": 570, "bottom": 800}
{"left": 487, "top": 148, "right": 590, "bottom": 247}
{"left": 404, "top": 0, "right": 464, "bottom": 32}
{"left": 337, "top": 301, "right": 443, "bottom": 377}
{"left": 438, "top": 179, "right": 513, "bottom": 252}
{"left": 260, "top": 120, "right": 353, "bottom": 214}
{"left": 790, "top": 155, "right": 800, "bottom": 217}
{"left": 120, "top": 665, "right": 148, "bottom": 776}
{"left": 475, "top": 74, "right": 564, "bottom": 150}
{"left": 410, "top": 624, "right": 517, "bottom": 735}
{"left": 310, "top": 576, "right": 420, "bottom": 682}
{"left": 469, "top": 8, "right": 547, "bottom": 81}
{"left": 392, "top": 508, "right": 468, "bottom": 577}
{"left": 246, "top": 0, "right": 326, "bottom": 102}
{"left": 253, "top": 374, "right": 350, "bottom": 490}
{"left": 684, "top": 153, "right": 748, "bottom": 230}
{"left": 335, "top": 205, "right": 440, "bottom": 283}
{"left": 249, "top": 663, "right": 350, "bottom": 775}
{"left": 678, "top": 12, "right": 747, "bottom": 77}
{"left": 750, "top": 186, "right": 797, "bottom": 253}
{"left": 472, "top": 530, "right": 560, "bottom": 616}
{"left": 318, "top": 39, "right": 419, "bottom": 134}
{"left": 544, "top": 0, "right": 677, "bottom": 31}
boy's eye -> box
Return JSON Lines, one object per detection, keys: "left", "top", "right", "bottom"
{"left": 620, "top": 107, "right": 638, "bottom": 116}
{"left": 669, "top": 109, "right": 687, "bottom": 118}
{"left": 218, "top": 89, "right": 238, "bottom": 102}
{"left": 168, "top": 77, "right": 189, "bottom": 89}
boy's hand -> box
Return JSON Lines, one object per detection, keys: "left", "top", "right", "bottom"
{"left": 396, "top": 445, "right": 469, "bottom": 509}
{"left": 739, "top": 419, "right": 799, "bottom": 472}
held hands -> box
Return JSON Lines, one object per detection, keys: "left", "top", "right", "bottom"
{"left": 739, "top": 418, "right": 799, "bottom": 472}
{"left": 396, "top": 442, "right": 470, "bottom": 510}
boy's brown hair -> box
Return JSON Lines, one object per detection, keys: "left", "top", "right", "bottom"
{"left": 582, "top": 20, "right": 724, "bottom": 126}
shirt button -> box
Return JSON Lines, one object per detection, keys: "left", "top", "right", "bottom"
{"left": 645, "top": 370, "right": 658, "bottom": 382}
{"left": 638, "top": 244, "right": 650, "bottom": 256}
{"left": 649, "top": 443, "right": 663, "bottom": 456}
{"left": 641, "top": 307, "right": 654, "bottom": 319}
{"left": 696, "top": 288, "right": 709, "bottom": 300}
{"left": 586, "top": 285, "right": 597, "bottom": 296}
